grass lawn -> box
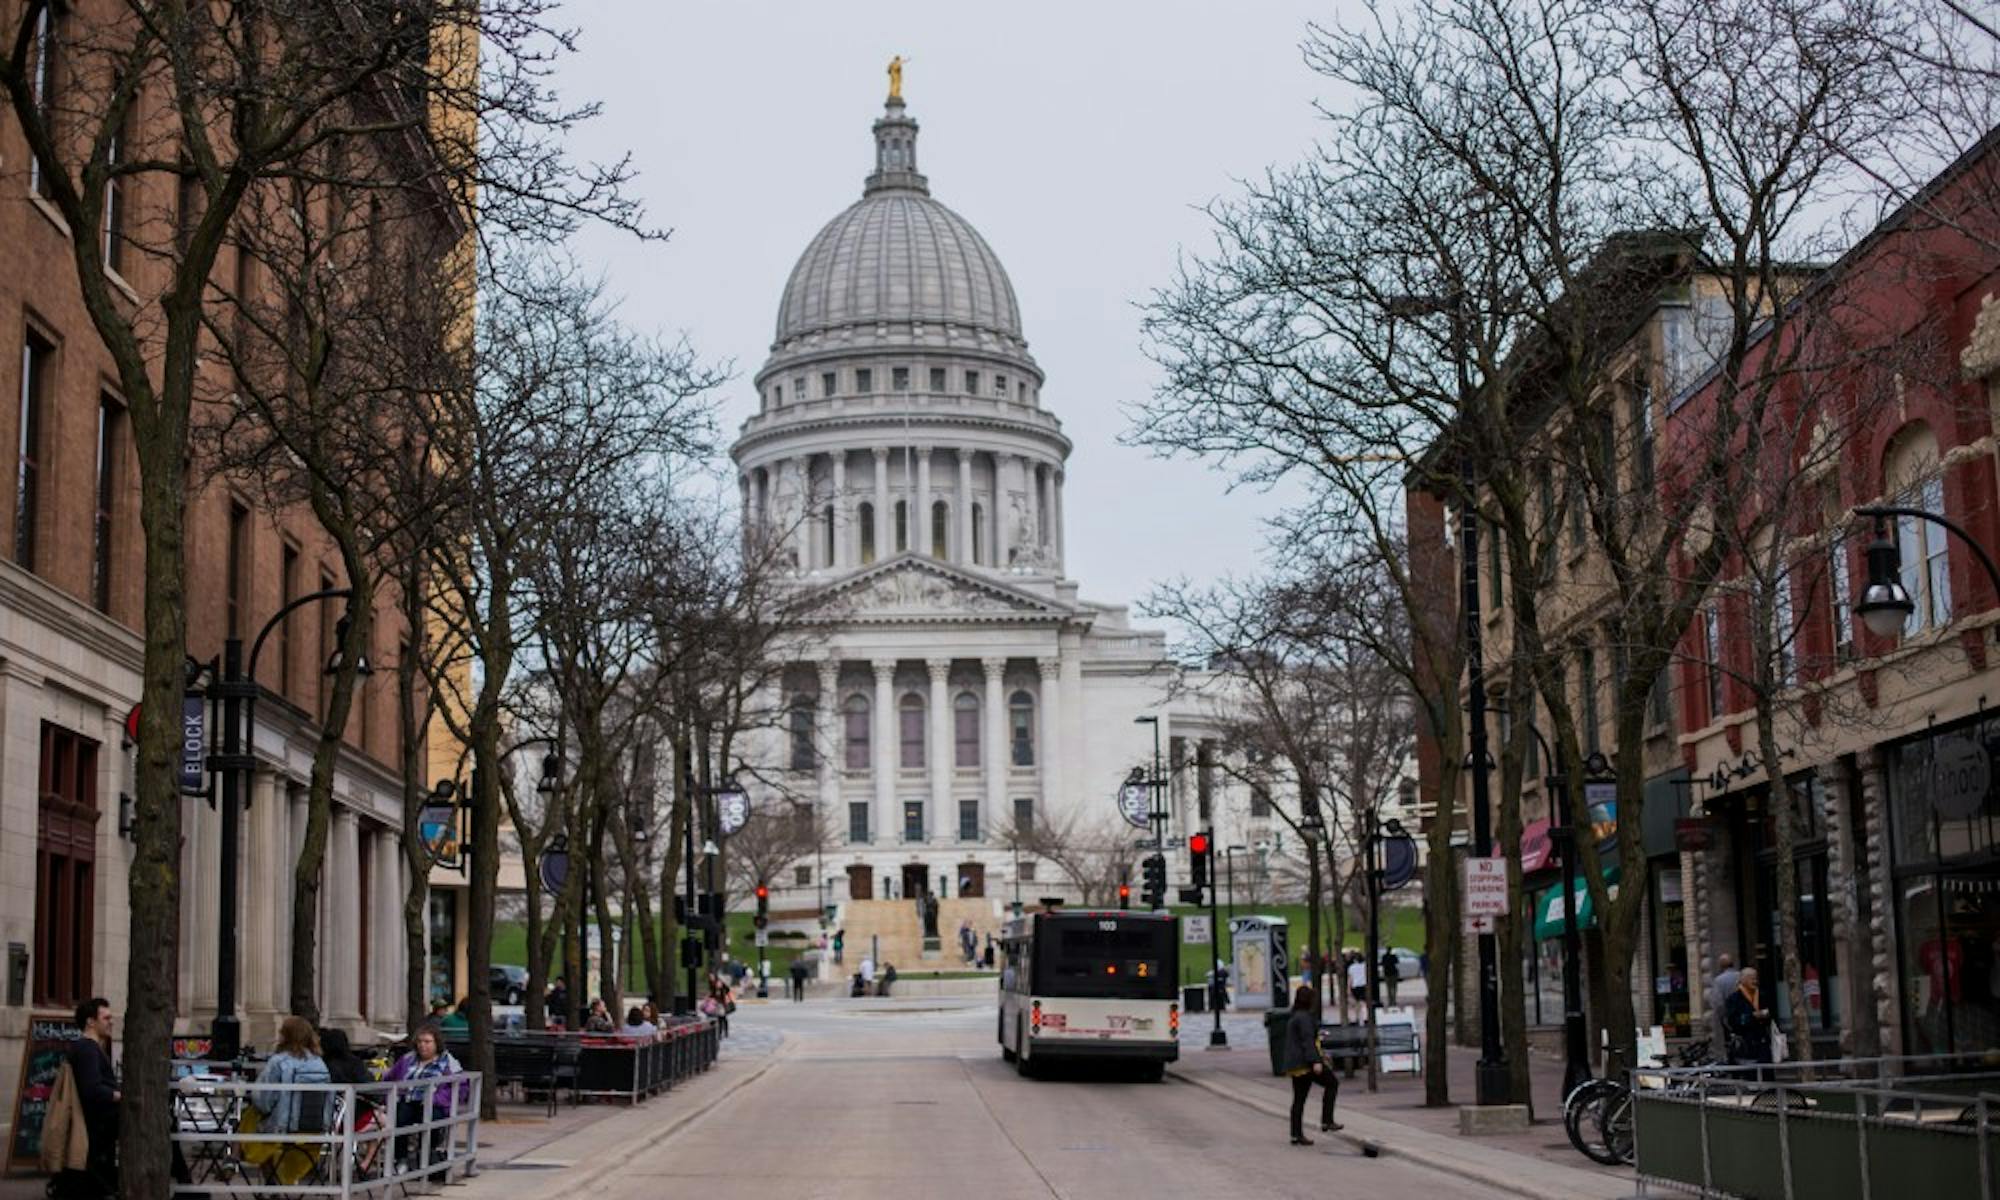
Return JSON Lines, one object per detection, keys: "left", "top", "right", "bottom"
{"left": 491, "top": 903, "right": 1421, "bottom": 996}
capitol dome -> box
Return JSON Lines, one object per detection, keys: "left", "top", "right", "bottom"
{"left": 759, "top": 97, "right": 1039, "bottom": 382}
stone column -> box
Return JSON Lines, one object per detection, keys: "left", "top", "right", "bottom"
{"left": 1020, "top": 456, "right": 1039, "bottom": 563}
{"left": 330, "top": 808, "right": 362, "bottom": 1021}
{"left": 189, "top": 789, "right": 219, "bottom": 1012}
{"left": 244, "top": 772, "right": 284, "bottom": 1018}
{"left": 995, "top": 458, "right": 1013, "bottom": 569}
{"left": 915, "top": 447, "right": 933, "bottom": 557}
{"left": 831, "top": 452, "right": 848, "bottom": 570}
{"left": 983, "top": 658, "right": 1007, "bottom": 834}
{"left": 818, "top": 659, "right": 841, "bottom": 812}
{"left": 1053, "top": 470, "right": 1065, "bottom": 571}
{"left": 873, "top": 660, "right": 896, "bottom": 843}
{"left": 872, "top": 449, "right": 890, "bottom": 563}
{"left": 1036, "top": 659, "right": 1062, "bottom": 813}
{"left": 927, "top": 659, "right": 952, "bottom": 840}
{"left": 1036, "top": 464, "right": 1052, "bottom": 555}
{"left": 957, "top": 452, "right": 974, "bottom": 564}
{"left": 1857, "top": 747, "right": 1901, "bottom": 1056}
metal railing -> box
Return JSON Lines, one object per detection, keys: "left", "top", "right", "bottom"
{"left": 170, "top": 1071, "right": 482, "bottom": 1196}
{"left": 1632, "top": 1056, "right": 2000, "bottom": 1200}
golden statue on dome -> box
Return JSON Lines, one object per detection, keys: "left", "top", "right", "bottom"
{"left": 888, "top": 55, "right": 908, "bottom": 101}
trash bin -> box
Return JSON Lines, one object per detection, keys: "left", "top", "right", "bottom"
{"left": 1264, "top": 1010, "right": 1291, "bottom": 1077}
{"left": 1182, "top": 984, "right": 1207, "bottom": 1014}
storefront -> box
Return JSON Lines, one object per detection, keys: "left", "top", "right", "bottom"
{"left": 1641, "top": 770, "right": 1693, "bottom": 1036}
{"left": 1885, "top": 716, "right": 2000, "bottom": 1057}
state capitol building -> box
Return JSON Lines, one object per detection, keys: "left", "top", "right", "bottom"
{"left": 732, "top": 92, "right": 1245, "bottom": 909}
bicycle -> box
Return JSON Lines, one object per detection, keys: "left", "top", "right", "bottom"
{"left": 1564, "top": 1037, "right": 1718, "bottom": 1166}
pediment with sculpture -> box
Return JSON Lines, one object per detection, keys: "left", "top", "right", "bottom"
{"left": 817, "top": 558, "right": 1066, "bottom": 621}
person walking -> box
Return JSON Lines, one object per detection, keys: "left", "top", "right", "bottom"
{"left": 833, "top": 929, "right": 845, "bottom": 965}
{"left": 1723, "top": 966, "right": 1774, "bottom": 1070}
{"left": 1707, "top": 953, "right": 1740, "bottom": 1052}
{"left": 1346, "top": 952, "right": 1368, "bottom": 1006}
{"left": 789, "top": 956, "right": 810, "bottom": 1002}
{"left": 1379, "top": 948, "right": 1402, "bottom": 1006}
{"left": 60, "top": 998, "right": 119, "bottom": 1197}
{"left": 1281, "top": 986, "right": 1340, "bottom": 1145}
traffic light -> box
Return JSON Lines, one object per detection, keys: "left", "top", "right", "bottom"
{"left": 755, "top": 884, "right": 769, "bottom": 917}
{"left": 1189, "top": 830, "right": 1212, "bottom": 890}
{"left": 1118, "top": 882, "right": 1131, "bottom": 909}
{"left": 1140, "top": 853, "right": 1167, "bottom": 909}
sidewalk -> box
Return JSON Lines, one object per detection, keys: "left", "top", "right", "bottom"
{"left": 1172, "top": 1010, "right": 1633, "bottom": 1200}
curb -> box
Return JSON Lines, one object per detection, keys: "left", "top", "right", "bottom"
{"left": 465, "top": 1037, "right": 789, "bottom": 1200}
{"left": 1167, "top": 1067, "right": 1620, "bottom": 1200}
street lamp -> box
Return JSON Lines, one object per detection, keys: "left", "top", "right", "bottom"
{"left": 1851, "top": 505, "right": 2000, "bottom": 638}
{"left": 1518, "top": 723, "right": 1592, "bottom": 1100}
{"left": 684, "top": 771, "right": 749, "bottom": 1011}
{"left": 208, "top": 586, "right": 361, "bottom": 1061}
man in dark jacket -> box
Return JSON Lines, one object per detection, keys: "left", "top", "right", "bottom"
{"left": 1281, "top": 986, "right": 1340, "bottom": 1145}
{"left": 69, "top": 998, "right": 119, "bottom": 1196}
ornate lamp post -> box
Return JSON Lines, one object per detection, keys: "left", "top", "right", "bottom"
{"left": 1852, "top": 505, "right": 2000, "bottom": 636}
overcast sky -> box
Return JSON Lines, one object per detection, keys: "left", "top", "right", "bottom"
{"left": 553, "top": 2, "right": 1344, "bottom": 616}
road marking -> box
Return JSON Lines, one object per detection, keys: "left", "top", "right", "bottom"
{"left": 955, "top": 1057, "right": 1067, "bottom": 1198}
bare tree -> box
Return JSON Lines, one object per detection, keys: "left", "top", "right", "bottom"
{"left": 998, "top": 808, "right": 1141, "bottom": 909}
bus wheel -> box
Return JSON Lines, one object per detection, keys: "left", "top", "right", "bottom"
{"left": 1000, "top": 1012, "right": 1016, "bottom": 1061}
{"left": 1140, "top": 1062, "right": 1166, "bottom": 1083}
{"left": 1015, "top": 1023, "right": 1034, "bottom": 1078}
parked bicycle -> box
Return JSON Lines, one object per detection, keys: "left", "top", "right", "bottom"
{"left": 1563, "top": 1038, "right": 1719, "bottom": 1165}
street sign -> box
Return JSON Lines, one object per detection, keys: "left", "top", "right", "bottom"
{"left": 1463, "top": 856, "right": 1509, "bottom": 924}
{"left": 1465, "top": 913, "right": 1497, "bottom": 935}
{"left": 754, "top": 929, "right": 769, "bottom": 948}
{"left": 1182, "top": 915, "right": 1212, "bottom": 945}
{"left": 1117, "top": 781, "right": 1151, "bottom": 829}
{"left": 1381, "top": 833, "right": 1418, "bottom": 891}
{"left": 536, "top": 835, "right": 569, "bottom": 894}
{"left": 179, "top": 695, "right": 206, "bottom": 795}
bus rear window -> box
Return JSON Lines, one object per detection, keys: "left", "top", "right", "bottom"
{"left": 1034, "top": 920, "right": 1177, "bottom": 999}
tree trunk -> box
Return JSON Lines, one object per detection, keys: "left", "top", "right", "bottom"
{"left": 120, "top": 386, "right": 192, "bottom": 1198}
{"left": 1757, "top": 703, "right": 1814, "bottom": 1065}
{"left": 395, "top": 567, "right": 431, "bottom": 1033}
{"left": 290, "top": 585, "right": 371, "bottom": 1020}
{"left": 1424, "top": 756, "right": 1463, "bottom": 1106}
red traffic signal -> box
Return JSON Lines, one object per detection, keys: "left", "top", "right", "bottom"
{"left": 755, "top": 885, "right": 769, "bottom": 900}
{"left": 1118, "top": 882, "right": 1131, "bottom": 909}
{"left": 1189, "top": 832, "right": 1211, "bottom": 855}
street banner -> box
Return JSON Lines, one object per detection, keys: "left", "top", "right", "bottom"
{"left": 1117, "top": 781, "right": 1150, "bottom": 829}
{"left": 537, "top": 835, "right": 569, "bottom": 894}
{"left": 719, "top": 789, "right": 750, "bottom": 835}
{"left": 1182, "top": 915, "right": 1211, "bottom": 945}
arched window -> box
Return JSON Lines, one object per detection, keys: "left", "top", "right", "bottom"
{"left": 899, "top": 693, "right": 925, "bottom": 769}
{"left": 953, "top": 692, "right": 980, "bottom": 767}
{"left": 843, "top": 695, "right": 870, "bottom": 769}
{"left": 823, "top": 504, "right": 835, "bottom": 566}
{"left": 932, "top": 500, "right": 949, "bottom": 558}
{"left": 1009, "top": 689, "right": 1035, "bottom": 766}
{"left": 895, "top": 499, "right": 910, "bottom": 553}
{"left": 972, "top": 503, "right": 985, "bottom": 564}
{"left": 1884, "top": 423, "right": 1950, "bottom": 632}
{"left": 788, "top": 695, "right": 815, "bottom": 771}
{"left": 859, "top": 502, "right": 876, "bottom": 564}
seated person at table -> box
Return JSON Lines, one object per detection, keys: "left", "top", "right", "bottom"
{"left": 318, "top": 1028, "right": 382, "bottom": 1170}
{"left": 254, "top": 1017, "right": 332, "bottom": 1134}
{"left": 618, "top": 1006, "right": 657, "bottom": 1038}
{"left": 385, "top": 1025, "right": 463, "bottom": 1175}
{"left": 584, "top": 999, "right": 615, "bottom": 1032}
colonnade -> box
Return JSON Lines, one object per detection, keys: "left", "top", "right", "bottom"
{"left": 742, "top": 446, "right": 1065, "bottom": 574}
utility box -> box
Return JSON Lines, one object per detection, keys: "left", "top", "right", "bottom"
{"left": 1229, "top": 916, "right": 1289, "bottom": 1011}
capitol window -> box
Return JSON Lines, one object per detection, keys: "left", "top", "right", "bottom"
{"left": 965, "top": 370, "right": 980, "bottom": 394}
{"left": 893, "top": 367, "right": 909, "bottom": 391}
{"left": 954, "top": 692, "right": 980, "bottom": 767}
{"left": 856, "top": 368, "right": 873, "bottom": 393}
{"left": 822, "top": 371, "right": 837, "bottom": 398}
{"left": 788, "top": 696, "right": 815, "bottom": 770}
{"left": 930, "top": 367, "right": 946, "bottom": 391}
{"left": 994, "top": 374, "right": 1007, "bottom": 396}
{"left": 899, "top": 693, "right": 926, "bottom": 769}
{"left": 795, "top": 375, "right": 807, "bottom": 401}
{"left": 844, "top": 695, "right": 870, "bottom": 769}
{"left": 1009, "top": 690, "right": 1035, "bottom": 766}
{"left": 932, "top": 501, "right": 949, "bottom": 558}
{"left": 972, "top": 504, "right": 985, "bottom": 564}
{"left": 859, "top": 502, "right": 876, "bottom": 563}
{"left": 895, "top": 500, "right": 910, "bottom": 552}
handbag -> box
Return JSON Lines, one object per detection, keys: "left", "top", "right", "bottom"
{"left": 1770, "top": 1024, "right": 1788, "bottom": 1063}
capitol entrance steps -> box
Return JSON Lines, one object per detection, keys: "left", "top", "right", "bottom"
{"left": 833, "top": 897, "right": 1008, "bottom": 971}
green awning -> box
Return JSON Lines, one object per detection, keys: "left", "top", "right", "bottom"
{"left": 1532, "top": 865, "right": 1621, "bottom": 941}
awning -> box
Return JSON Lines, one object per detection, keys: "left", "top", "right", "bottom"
{"left": 1532, "top": 865, "right": 1622, "bottom": 941}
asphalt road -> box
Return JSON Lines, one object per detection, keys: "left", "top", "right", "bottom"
{"left": 583, "top": 998, "right": 1504, "bottom": 1199}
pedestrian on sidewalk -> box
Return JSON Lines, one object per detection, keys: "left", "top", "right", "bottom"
{"left": 1282, "top": 986, "right": 1340, "bottom": 1145}
{"left": 833, "top": 929, "right": 845, "bottom": 964}
{"left": 789, "top": 956, "right": 809, "bottom": 1001}
{"left": 1707, "top": 953, "right": 1740, "bottom": 1054}
{"left": 1380, "top": 948, "right": 1401, "bottom": 1006}
{"left": 1723, "top": 967, "right": 1773, "bottom": 1071}
{"left": 1346, "top": 952, "right": 1368, "bottom": 1006}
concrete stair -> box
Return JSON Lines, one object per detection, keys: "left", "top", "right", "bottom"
{"left": 834, "top": 897, "right": 1006, "bottom": 971}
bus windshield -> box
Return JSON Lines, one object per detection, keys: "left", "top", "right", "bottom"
{"left": 1032, "top": 916, "right": 1177, "bottom": 1000}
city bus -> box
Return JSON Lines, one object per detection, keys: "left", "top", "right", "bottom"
{"left": 997, "top": 909, "right": 1180, "bottom": 1079}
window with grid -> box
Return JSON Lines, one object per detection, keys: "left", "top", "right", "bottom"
{"left": 789, "top": 696, "right": 816, "bottom": 770}
{"left": 1631, "top": 375, "right": 1655, "bottom": 493}
{"left": 848, "top": 802, "right": 869, "bottom": 843}
{"left": 965, "top": 370, "right": 980, "bottom": 394}
{"left": 1829, "top": 533, "right": 1854, "bottom": 663}
{"left": 1249, "top": 785, "right": 1272, "bottom": 818}
{"left": 28, "top": 6, "right": 56, "bottom": 199}
{"left": 1702, "top": 606, "right": 1724, "bottom": 721}
{"left": 929, "top": 367, "right": 946, "bottom": 391}
{"left": 1771, "top": 566, "right": 1796, "bottom": 686}
{"left": 959, "top": 800, "right": 979, "bottom": 841}
{"left": 855, "top": 368, "right": 873, "bottom": 392}
{"left": 16, "top": 330, "right": 51, "bottom": 569}
{"left": 903, "top": 801, "right": 924, "bottom": 842}
{"left": 35, "top": 722, "right": 98, "bottom": 1007}
{"left": 953, "top": 692, "right": 980, "bottom": 767}
{"left": 844, "top": 695, "right": 870, "bottom": 769}
{"left": 104, "top": 98, "right": 131, "bottom": 274}
{"left": 795, "top": 865, "right": 812, "bottom": 887}
{"left": 899, "top": 693, "right": 925, "bottom": 769}
{"left": 92, "top": 395, "right": 120, "bottom": 611}
{"left": 1013, "top": 797, "right": 1034, "bottom": 836}
{"left": 1009, "top": 691, "right": 1035, "bottom": 766}
{"left": 1019, "top": 860, "right": 1037, "bottom": 883}
{"left": 1896, "top": 477, "right": 1951, "bottom": 633}
{"left": 892, "top": 366, "right": 910, "bottom": 391}
{"left": 822, "top": 371, "right": 837, "bottom": 397}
